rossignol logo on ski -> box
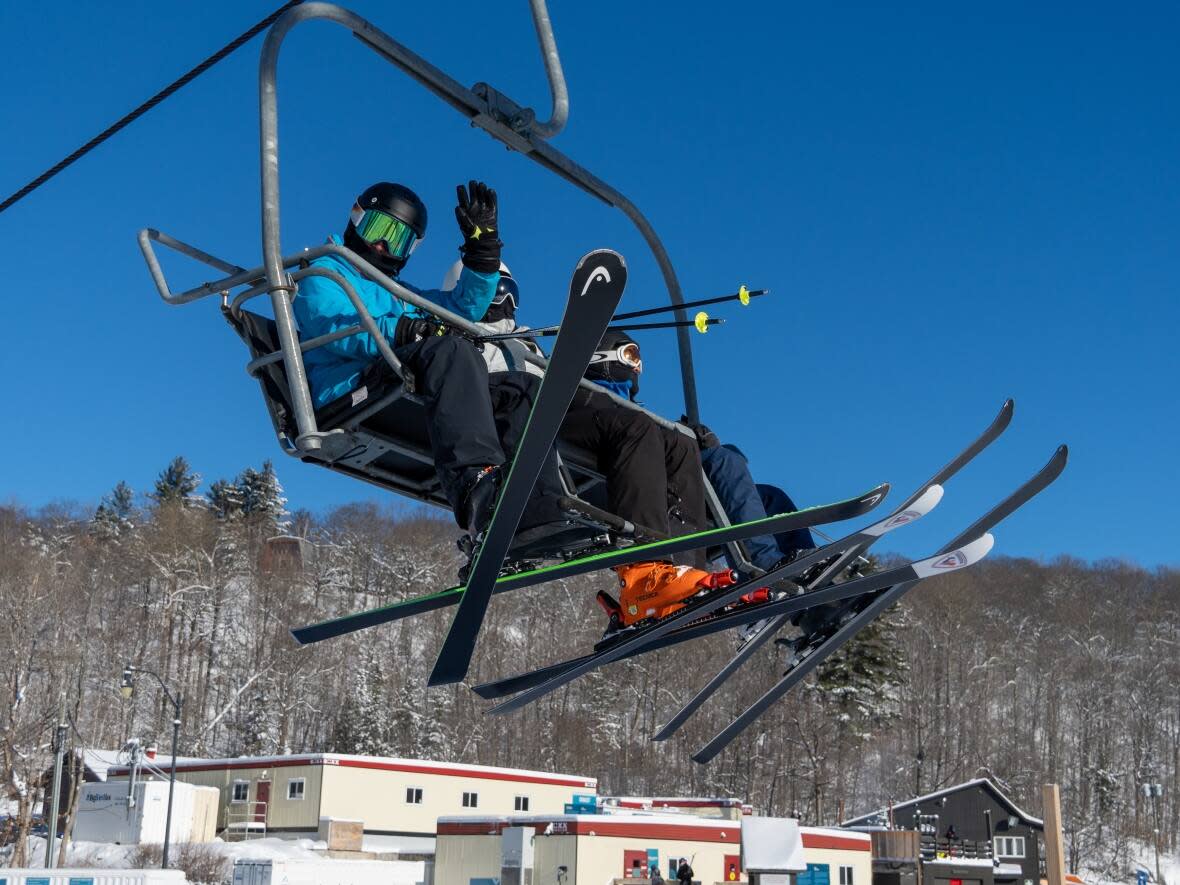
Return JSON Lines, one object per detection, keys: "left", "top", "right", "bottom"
{"left": 930, "top": 550, "right": 969, "bottom": 570}
{"left": 882, "top": 509, "right": 922, "bottom": 530}
{"left": 580, "top": 266, "right": 612, "bottom": 296}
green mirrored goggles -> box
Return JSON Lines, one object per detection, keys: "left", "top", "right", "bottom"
{"left": 351, "top": 208, "right": 419, "bottom": 259}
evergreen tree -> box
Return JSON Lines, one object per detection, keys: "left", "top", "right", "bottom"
{"left": 151, "top": 456, "right": 201, "bottom": 505}
{"left": 812, "top": 599, "right": 909, "bottom": 735}
{"left": 207, "top": 478, "right": 246, "bottom": 520}
{"left": 330, "top": 646, "right": 394, "bottom": 756}
{"left": 239, "top": 461, "right": 288, "bottom": 526}
{"left": 91, "top": 481, "right": 136, "bottom": 539}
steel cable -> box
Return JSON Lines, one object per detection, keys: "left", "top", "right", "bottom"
{"left": 0, "top": 0, "right": 305, "bottom": 216}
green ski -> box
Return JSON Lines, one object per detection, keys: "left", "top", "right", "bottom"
{"left": 290, "top": 483, "right": 888, "bottom": 646}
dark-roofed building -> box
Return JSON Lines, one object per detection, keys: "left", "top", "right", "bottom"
{"left": 842, "top": 778, "right": 1044, "bottom": 885}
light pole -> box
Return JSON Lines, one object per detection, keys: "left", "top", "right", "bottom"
{"left": 1141, "top": 783, "right": 1164, "bottom": 884}
{"left": 121, "top": 664, "right": 182, "bottom": 869}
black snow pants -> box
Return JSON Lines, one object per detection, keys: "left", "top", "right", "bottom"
{"left": 394, "top": 335, "right": 564, "bottom": 529}
{"left": 560, "top": 389, "right": 707, "bottom": 564}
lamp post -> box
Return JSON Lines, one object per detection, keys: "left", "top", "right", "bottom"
{"left": 1141, "top": 782, "right": 1164, "bottom": 884}
{"left": 121, "top": 664, "right": 182, "bottom": 869}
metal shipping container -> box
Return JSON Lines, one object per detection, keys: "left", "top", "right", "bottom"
{"left": 231, "top": 859, "right": 425, "bottom": 885}
{"left": 0, "top": 869, "right": 188, "bottom": 884}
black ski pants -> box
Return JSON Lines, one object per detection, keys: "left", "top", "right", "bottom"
{"left": 394, "top": 335, "right": 564, "bottom": 529}
{"left": 560, "top": 389, "right": 707, "bottom": 554}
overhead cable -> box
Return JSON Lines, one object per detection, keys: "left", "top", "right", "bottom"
{"left": 0, "top": 0, "right": 305, "bottom": 216}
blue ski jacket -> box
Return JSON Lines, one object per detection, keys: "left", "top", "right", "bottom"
{"left": 293, "top": 235, "right": 499, "bottom": 406}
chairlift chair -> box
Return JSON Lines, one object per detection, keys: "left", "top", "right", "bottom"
{"left": 137, "top": 1, "right": 760, "bottom": 573}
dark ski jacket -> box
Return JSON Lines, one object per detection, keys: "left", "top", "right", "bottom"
{"left": 293, "top": 234, "right": 498, "bottom": 406}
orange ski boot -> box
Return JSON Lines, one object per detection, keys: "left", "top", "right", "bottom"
{"left": 612, "top": 561, "right": 738, "bottom": 629}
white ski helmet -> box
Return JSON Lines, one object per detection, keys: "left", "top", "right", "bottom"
{"left": 442, "top": 259, "right": 512, "bottom": 291}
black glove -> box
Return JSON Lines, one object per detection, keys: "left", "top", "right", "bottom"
{"left": 454, "top": 180, "right": 503, "bottom": 273}
{"left": 394, "top": 314, "right": 446, "bottom": 348}
{"left": 680, "top": 415, "right": 720, "bottom": 449}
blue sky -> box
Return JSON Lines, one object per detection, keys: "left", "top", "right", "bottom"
{"left": 0, "top": 1, "right": 1176, "bottom": 565}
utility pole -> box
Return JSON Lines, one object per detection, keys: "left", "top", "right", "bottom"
{"left": 44, "top": 718, "right": 67, "bottom": 867}
{"left": 1142, "top": 783, "right": 1164, "bottom": 884}
{"left": 121, "top": 664, "right": 183, "bottom": 869}
{"left": 1041, "top": 784, "right": 1066, "bottom": 885}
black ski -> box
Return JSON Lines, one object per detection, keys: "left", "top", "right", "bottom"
{"left": 290, "top": 485, "right": 887, "bottom": 646}
{"left": 484, "top": 532, "right": 997, "bottom": 715}
{"left": 428, "top": 250, "right": 628, "bottom": 686}
{"left": 690, "top": 443, "right": 1068, "bottom": 763}
{"left": 652, "top": 398, "right": 1014, "bottom": 741}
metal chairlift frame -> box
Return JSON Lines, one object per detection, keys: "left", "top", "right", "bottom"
{"left": 138, "top": 0, "right": 759, "bottom": 572}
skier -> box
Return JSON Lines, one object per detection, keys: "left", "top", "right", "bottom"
{"left": 292, "top": 181, "right": 566, "bottom": 544}
{"left": 450, "top": 265, "right": 741, "bottom": 632}
{"left": 675, "top": 859, "right": 694, "bottom": 884}
{"left": 585, "top": 329, "right": 815, "bottom": 576}
{"left": 679, "top": 418, "right": 817, "bottom": 572}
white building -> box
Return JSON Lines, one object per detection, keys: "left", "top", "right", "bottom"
{"left": 108, "top": 753, "right": 596, "bottom": 853}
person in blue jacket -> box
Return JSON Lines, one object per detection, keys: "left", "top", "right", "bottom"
{"left": 292, "top": 180, "right": 565, "bottom": 540}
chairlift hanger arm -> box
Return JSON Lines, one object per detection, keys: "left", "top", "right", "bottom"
{"left": 257, "top": 2, "right": 702, "bottom": 426}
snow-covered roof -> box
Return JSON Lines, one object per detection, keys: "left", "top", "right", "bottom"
{"left": 438, "top": 812, "right": 734, "bottom": 830}
{"left": 108, "top": 752, "right": 595, "bottom": 788}
{"left": 78, "top": 748, "right": 124, "bottom": 782}
{"left": 927, "top": 858, "right": 997, "bottom": 868}
{"left": 841, "top": 778, "right": 1043, "bottom": 828}
{"left": 602, "top": 796, "right": 744, "bottom": 809}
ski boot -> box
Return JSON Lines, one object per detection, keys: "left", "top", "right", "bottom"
{"left": 599, "top": 562, "right": 738, "bottom": 640}
{"left": 458, "top": 464, "right": 502, "bottom": 541}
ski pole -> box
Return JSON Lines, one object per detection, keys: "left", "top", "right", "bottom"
{"left": 611, "top": 285, "right": 769, "bottom": 322}
{"left": 477, "top": 313, "right": 723, "bottom": 342}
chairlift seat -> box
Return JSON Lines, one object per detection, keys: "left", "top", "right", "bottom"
{"left": 224, "top": 307, "right": 612, "bottom": 512}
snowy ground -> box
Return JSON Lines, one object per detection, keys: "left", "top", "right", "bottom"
{"left": 6, "top": 836, "right": 426, "bottom": 884}
{"left": 1083, "top": 844, "right": 1176, "bottom": 885}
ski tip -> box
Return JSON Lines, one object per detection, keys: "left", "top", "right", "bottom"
{"left": 864, "top": 483, "right": 942, "bottom": 537}
{"left": 576, "top": 248, "right": 626, "bottom": 269}
{"left": 919, "top": 482, "right": 945, "bottom": 510}
{"left": 914, "top": 532, "right": 994, "bottom": 578}
{"left": 859, "top": 482, "right": 891, "bottom": 510}
{"left": 570, "top": 250, "right": 628, "bottom": 302}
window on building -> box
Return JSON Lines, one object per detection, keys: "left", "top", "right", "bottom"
{"left": 462, "top": 791, "right": 479, "bottom": 808}
{"left": 231, "top": 781, "right": 249, "bottom": 803}
{"left": 287, "top": 778, "right": 305, "bottom": 801}
{"left": 405, "top": 787, "right": 423, "bottom": 805}
{"left": 994, "top": 836, "right": 1026, "bottom": 858}
{"left": 514, "top": 795, "right": 530, "bottom": 812}
{"left": 839, "top": 866, "right": 854, "bottom": 885}
{"left": 798, "top": 863, "right": 832, "bottom": 885}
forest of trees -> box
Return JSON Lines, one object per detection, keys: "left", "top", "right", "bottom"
{"left": 1, "top": 456, "right": 1176, "bottom": 878}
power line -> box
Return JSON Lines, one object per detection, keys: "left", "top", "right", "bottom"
{"left": 0, "top": 0, "right": 304, "bottom": 216}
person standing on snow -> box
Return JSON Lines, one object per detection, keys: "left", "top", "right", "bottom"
{"left": 451, "top": 265, "right": 741, "bottom": 636}
{"left": 292, "top": 181, "right": 566, "bottom": 543}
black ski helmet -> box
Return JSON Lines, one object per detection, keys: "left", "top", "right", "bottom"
{"left": 344, "top": 182, "right": 428, "bottom": 276}
{"left": 586, "top": 329, "right": 642, "bottom": 399}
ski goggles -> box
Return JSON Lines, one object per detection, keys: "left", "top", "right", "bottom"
{"left": 492, "top": 275, "right": 519, "bottom": 309}
{"left": 589, "top": 341, "right": 642, "bottom": 372}
{"left": 350, "top": 207, "right": 420, "bottom": 260}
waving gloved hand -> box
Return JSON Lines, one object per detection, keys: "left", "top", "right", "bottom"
{"left": 454, "top": 180, "right": 503, "bottom": 273}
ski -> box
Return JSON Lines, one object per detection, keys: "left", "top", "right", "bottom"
{"left": 484, "top": 529, "right": 996, "bottom": 715}
{"left": 651, "top": 398, "right": 1014, "bottom": 741}
{"left": 290, "top": 485, "right": 888, "bottom": 646}
{"left": 428, "top": 250, "right": 628, "bottom": 685}
{"left": 690, "top": 443, "right": 1068, "bottom": 764}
